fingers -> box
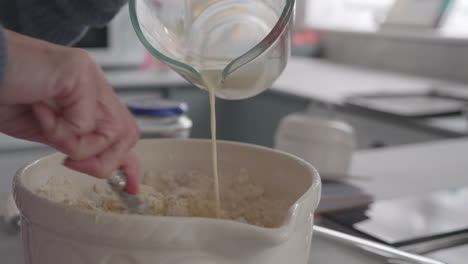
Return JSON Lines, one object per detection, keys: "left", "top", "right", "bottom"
{"left": 0, "top": 34, "right": 142, "bottom": 191}
{"left": 30, "top": 48, "right": 141, "bottom": 191}
{"left": 54, "top": 95, "right": 140, "bottom": 193}
{"left": 33, "top": 58, "right": 125, "bottom": 161}
{"left": 59, "top": 116, "right": 121, "bottom": 160}
{"left": 32, "top": 102, "right": 79, "bottom": 143}
{"left": 63, "top": 133, "right": 137, "bottom": 178}
{"left": 54, "top": 54, "right": 99, "bottom": 135}
{"left": 65, "top": 152, "right": 140, "bottom": 195}
{"left": 33, "top": 51, "right": 100, "bottom": 139}
{"left": 33, "top": 102, "right": 115, "bottom": 160}
{"left": 63, "top": 108, "right": 140, "bottom": 179}
{"left": 122, "top": 152, "right": 140, "bottom": 195}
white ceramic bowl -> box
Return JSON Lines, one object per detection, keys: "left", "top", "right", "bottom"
{"left": 13, "top": 139, "right": 321, "bottom": 264}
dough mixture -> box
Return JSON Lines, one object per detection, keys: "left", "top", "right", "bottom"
{"left": 37, "top": 169, "right": 288, "bottom": 228}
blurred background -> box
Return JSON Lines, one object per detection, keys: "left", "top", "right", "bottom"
{"left": 2, "top": 0, "right": 468, "bottom": 152}
{"left": 2, "top": 1, "right": 468, "bottom": 263}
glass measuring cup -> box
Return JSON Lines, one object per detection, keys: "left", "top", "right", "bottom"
{"left": 129, "top": 0, "right": 295, "bottom": 99}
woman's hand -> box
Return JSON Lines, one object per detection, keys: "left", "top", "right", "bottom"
{"left": 0, "top": 29, "right": 140, "bottom": 194}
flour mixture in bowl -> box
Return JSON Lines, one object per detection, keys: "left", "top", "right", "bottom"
{"left": 38, "top": 168, "right": 289, "bottom": 228}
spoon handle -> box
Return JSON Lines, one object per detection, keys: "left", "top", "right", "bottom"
{"left": 107, "top": 171, "right": 149, "bottom": 215}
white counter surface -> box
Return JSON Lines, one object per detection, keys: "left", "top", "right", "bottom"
{"left": 351, "top": 138, "right": 468, "bottom": 200}
{"left": 273, "top": 58, "right": 436, "bottom": 104}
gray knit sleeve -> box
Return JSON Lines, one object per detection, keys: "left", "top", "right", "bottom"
{"left": 15, "top": 0, "right": 128, "bottom": 45}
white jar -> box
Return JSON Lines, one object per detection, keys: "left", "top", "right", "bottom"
{"left": 126, "top": 98, "right": 192, "bottom": 139}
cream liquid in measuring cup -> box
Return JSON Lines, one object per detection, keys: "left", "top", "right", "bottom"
{"left": 195, "top": 68, "right": 279, "bottom": 99}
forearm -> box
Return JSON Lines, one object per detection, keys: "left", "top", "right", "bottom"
{"left": 11, "top": 0, "right": 128, "bottom": 45}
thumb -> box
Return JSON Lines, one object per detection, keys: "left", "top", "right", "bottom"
{"left": 32, "top": 97, "right": 96, "bottom": 143}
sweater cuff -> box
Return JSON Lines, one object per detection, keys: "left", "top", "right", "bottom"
{"left": 0, "top": 27, "right": 6, "bottom": 89}
{"left": 16, "top": 0, "right": 128, "bottom": 45}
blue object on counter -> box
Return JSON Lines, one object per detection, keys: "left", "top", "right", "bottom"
{"left": 126, "top": 98, "right": 188, "bottom": 117}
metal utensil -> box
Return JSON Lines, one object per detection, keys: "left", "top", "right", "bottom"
{"left": 107, "top": 170, "right": 150, "bottom": 215}
{"left": 313, "top": 225, "right": 446, "bottom": 264}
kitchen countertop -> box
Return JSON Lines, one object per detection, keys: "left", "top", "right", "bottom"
{"left": 273, "top": 58, "right": 436, "bottom": 104}
{"left": 275, "top": 59, "right": 468, "bottom": 136}
{"left": 351, "top": 138, "right": 468, "bottom": 200}
{"left": 345, "top": 138, "right": 468, "bottom": 263}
